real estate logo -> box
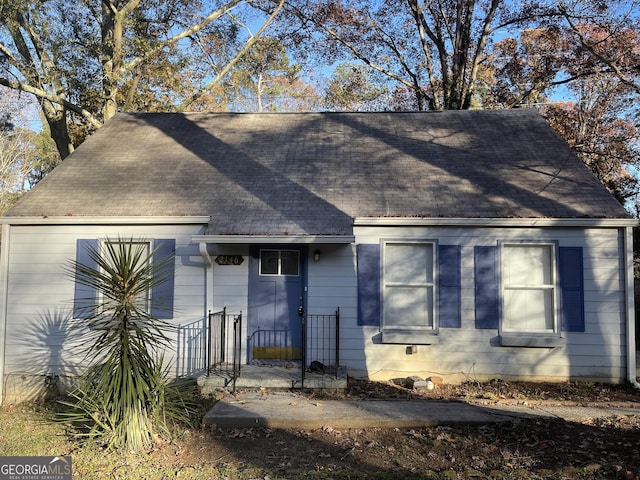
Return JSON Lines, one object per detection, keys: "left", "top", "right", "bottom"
{"left": 0, "top": 456, "right": 72, "bottom": 480}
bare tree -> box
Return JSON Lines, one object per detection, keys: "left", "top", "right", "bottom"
{"left": 0, "top": 0, "right": 284, "bottom": 159}
{"left": 0, "top": 87, "right": 58, "bottom": 213}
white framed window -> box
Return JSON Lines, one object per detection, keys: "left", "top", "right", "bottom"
{"left": 500, "top": 242, "right": 563, "bottom": 346}
{"left": 259, "top": 249, "right": 300, "bottom": 276}
{"left": 382, "top": 241, "right": 436, "bottom": 337}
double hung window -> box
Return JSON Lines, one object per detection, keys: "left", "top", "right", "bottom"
{"left": 500, "top": 243, "right": 563, "bottom": 346}
{"left": 381, "top": 241, "right": 437, "bottom": 342}
{"left": 73, "top": 238, "right": 175, "bottom": 320}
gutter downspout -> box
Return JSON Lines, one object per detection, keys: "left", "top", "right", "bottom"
{"left": 199, "top": 242, "right": 214, "bottom": 315}
{"left": 624, "top": 226, "right": 639, "bottom": 388}
{"left": 0, "top": 224, "right": 11, "bottom": 404}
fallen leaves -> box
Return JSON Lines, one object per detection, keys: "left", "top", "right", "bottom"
{"left": 336, "top": 377, "right": 640, "bottom": 404}
{"left": 190, "top": 379, "right": 640, "bottom": 478}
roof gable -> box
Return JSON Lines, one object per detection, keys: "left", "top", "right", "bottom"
{"left": 5, "top": 109, "right": 630, "bottom": 234}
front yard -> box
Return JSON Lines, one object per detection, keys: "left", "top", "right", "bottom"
{"left": 1, "top": 380, "right": 639, "bottom": 479}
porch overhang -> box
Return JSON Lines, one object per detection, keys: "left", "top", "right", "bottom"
{"left": 193, "top": 234, "right": 355, "bottom": 267}
{"left": 192, "top": 235, "right": 355, "bottom": 244}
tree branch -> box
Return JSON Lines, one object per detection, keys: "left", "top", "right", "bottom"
{"left": 407, "top": 0, "right": 440, "bottom": 109}
{"left": 122, "top": 0, "right": 244, "bottom": 77}
{"left": 284, "top": 1, "right": 422, "bottom": 104}
{"left": 559, "top": 4, "right": 640, "bottom": 95}
{"left": 465, "top": 0, "right": 501, "bottom": 108}
{"left": 182, "top": 0, "right": 286, "bottom": 109}
{"left": 0, "top": 77, "right": 103, "bottom": 129}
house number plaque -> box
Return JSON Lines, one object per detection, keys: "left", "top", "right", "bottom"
{"left": 215, "top": 255, "right": 244, "bottom": 266}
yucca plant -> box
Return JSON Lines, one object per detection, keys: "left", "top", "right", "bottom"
{"left": 60, "top": 238, "right": 195, "bottom": 451}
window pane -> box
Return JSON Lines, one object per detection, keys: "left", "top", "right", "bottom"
{"left": 386, "top": 243, "right": 433, "bottom": 283}
{"left": 280, "top": 250, "right": 299, "bottom": 276}
{"left": 383, "top": 242, "right": 435, "bottom": 331}
{"left": 384, "top": 286, "right": 433, "bottom": 328}
{"left": 260, "top": 250, "right": 279, "bottom": 275}
{"left": 503, "top": 289, "right": 554, "bottom": 331}
{"left": 504, "top": 245, "right": 552, "bottom": 285}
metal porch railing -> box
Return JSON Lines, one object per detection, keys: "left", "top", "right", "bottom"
{"left": 206, "top": 308, "right": 242, "bottom": 391}
{"left": 247, "top": 327, "right": 299, "bottom": 363}
{"left": 221, "top": 307, "right": 341, "bottom": 389}
{"left": 302, "top": 307, "right": 340, "bottom": 387}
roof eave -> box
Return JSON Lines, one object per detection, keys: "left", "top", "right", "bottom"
{"left": 0, "top": 215, "right": 211, "bottom": 225}
{"left": 354, "top": 217, "right": 639, "bottom": 228}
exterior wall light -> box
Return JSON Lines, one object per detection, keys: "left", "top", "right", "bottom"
{"left": 313, "top": 250, "right": 321, "bottom": 262}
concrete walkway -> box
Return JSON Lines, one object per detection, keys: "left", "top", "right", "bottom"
{"left": 204, "top": 391, "right": 640, "bottom": 429}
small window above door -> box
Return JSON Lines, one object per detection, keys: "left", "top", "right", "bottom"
{"left": 260, "top": 249, "right": 300, "bottom": 276}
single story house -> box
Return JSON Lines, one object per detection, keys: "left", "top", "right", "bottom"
{"left": 0, "top": 109, "right": 637, "bottom": 403}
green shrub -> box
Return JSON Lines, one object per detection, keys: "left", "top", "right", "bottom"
{"left": 59, "top": 238, "right": 196, "bottom": 451}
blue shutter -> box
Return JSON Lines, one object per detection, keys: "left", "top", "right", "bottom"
{"left": 357, "top": 244, "right": 380, "bottom": 326}
{"left": 73, "top": 239, "right": 99, "bottom": 319}
{"left": 438, "top": 245, "right": 461, "bottom": 328}
{"left": 151, "top": 239, "right": 175, "bottom": 319}
{"left": 474, "top": 246, "right": 499, "bottom": 329}
{"left": 559, "top": 246, "right": 585, "bottom": 332}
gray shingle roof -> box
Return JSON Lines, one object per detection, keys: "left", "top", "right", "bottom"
{"left": 5, "top": 109, "right": 630, "bottom": 235}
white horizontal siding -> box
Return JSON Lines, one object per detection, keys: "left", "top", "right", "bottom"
{"left": 346, "top": 225, "right": 628, "bottom": 383}
{"left": 3, "top": 223, "right": 209, "bottom": 398}
{"left": 585, "top": 299, "right": 625, "bottom": 313}
{"left": 212, "top": 262, "right": 248, "bottom": 313}
{"left": 307, "top": 244, "right": 356, "bottom": 313}
{"left": 3, "top": 222, "right": 630, "bottom": 403}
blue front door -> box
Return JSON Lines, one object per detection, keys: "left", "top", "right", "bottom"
{"left": 248, "top": 246, "right": 306, "bottom": 360}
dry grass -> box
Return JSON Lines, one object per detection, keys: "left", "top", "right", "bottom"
{"left": 1, "top": 379, "right": 639, "bottom": 479}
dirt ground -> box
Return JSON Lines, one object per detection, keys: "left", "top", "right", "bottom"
{"left": 343, "top": 377, "right": 640, "bottom": 404}
{"left": 158, "top": 379, "right": 640, "bottom": 479}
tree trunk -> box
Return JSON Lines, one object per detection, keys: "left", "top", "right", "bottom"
{"left": 42, "top": 101, "right": 73, "bottom": 160}
{"left": 101, "top": 2, "right": 118, "bottom": 121}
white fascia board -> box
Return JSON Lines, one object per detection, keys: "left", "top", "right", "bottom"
{"left": 193, "top": 235, "right": 355, "bottom": 244}
{"left": 0, "top": 224, "right": 9, "bottom": 404}
{"left": 624, "top": 226, "right": 638, "bottom": 386}
{"left": 0, "top": 216, "right": 211, "bottom": 226}
{"left": 354, "top": 217, "right": 639, "bottom": 228}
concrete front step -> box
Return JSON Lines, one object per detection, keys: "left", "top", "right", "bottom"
{"left": 197, "top": 364, "right": 347, "bottom": 395}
